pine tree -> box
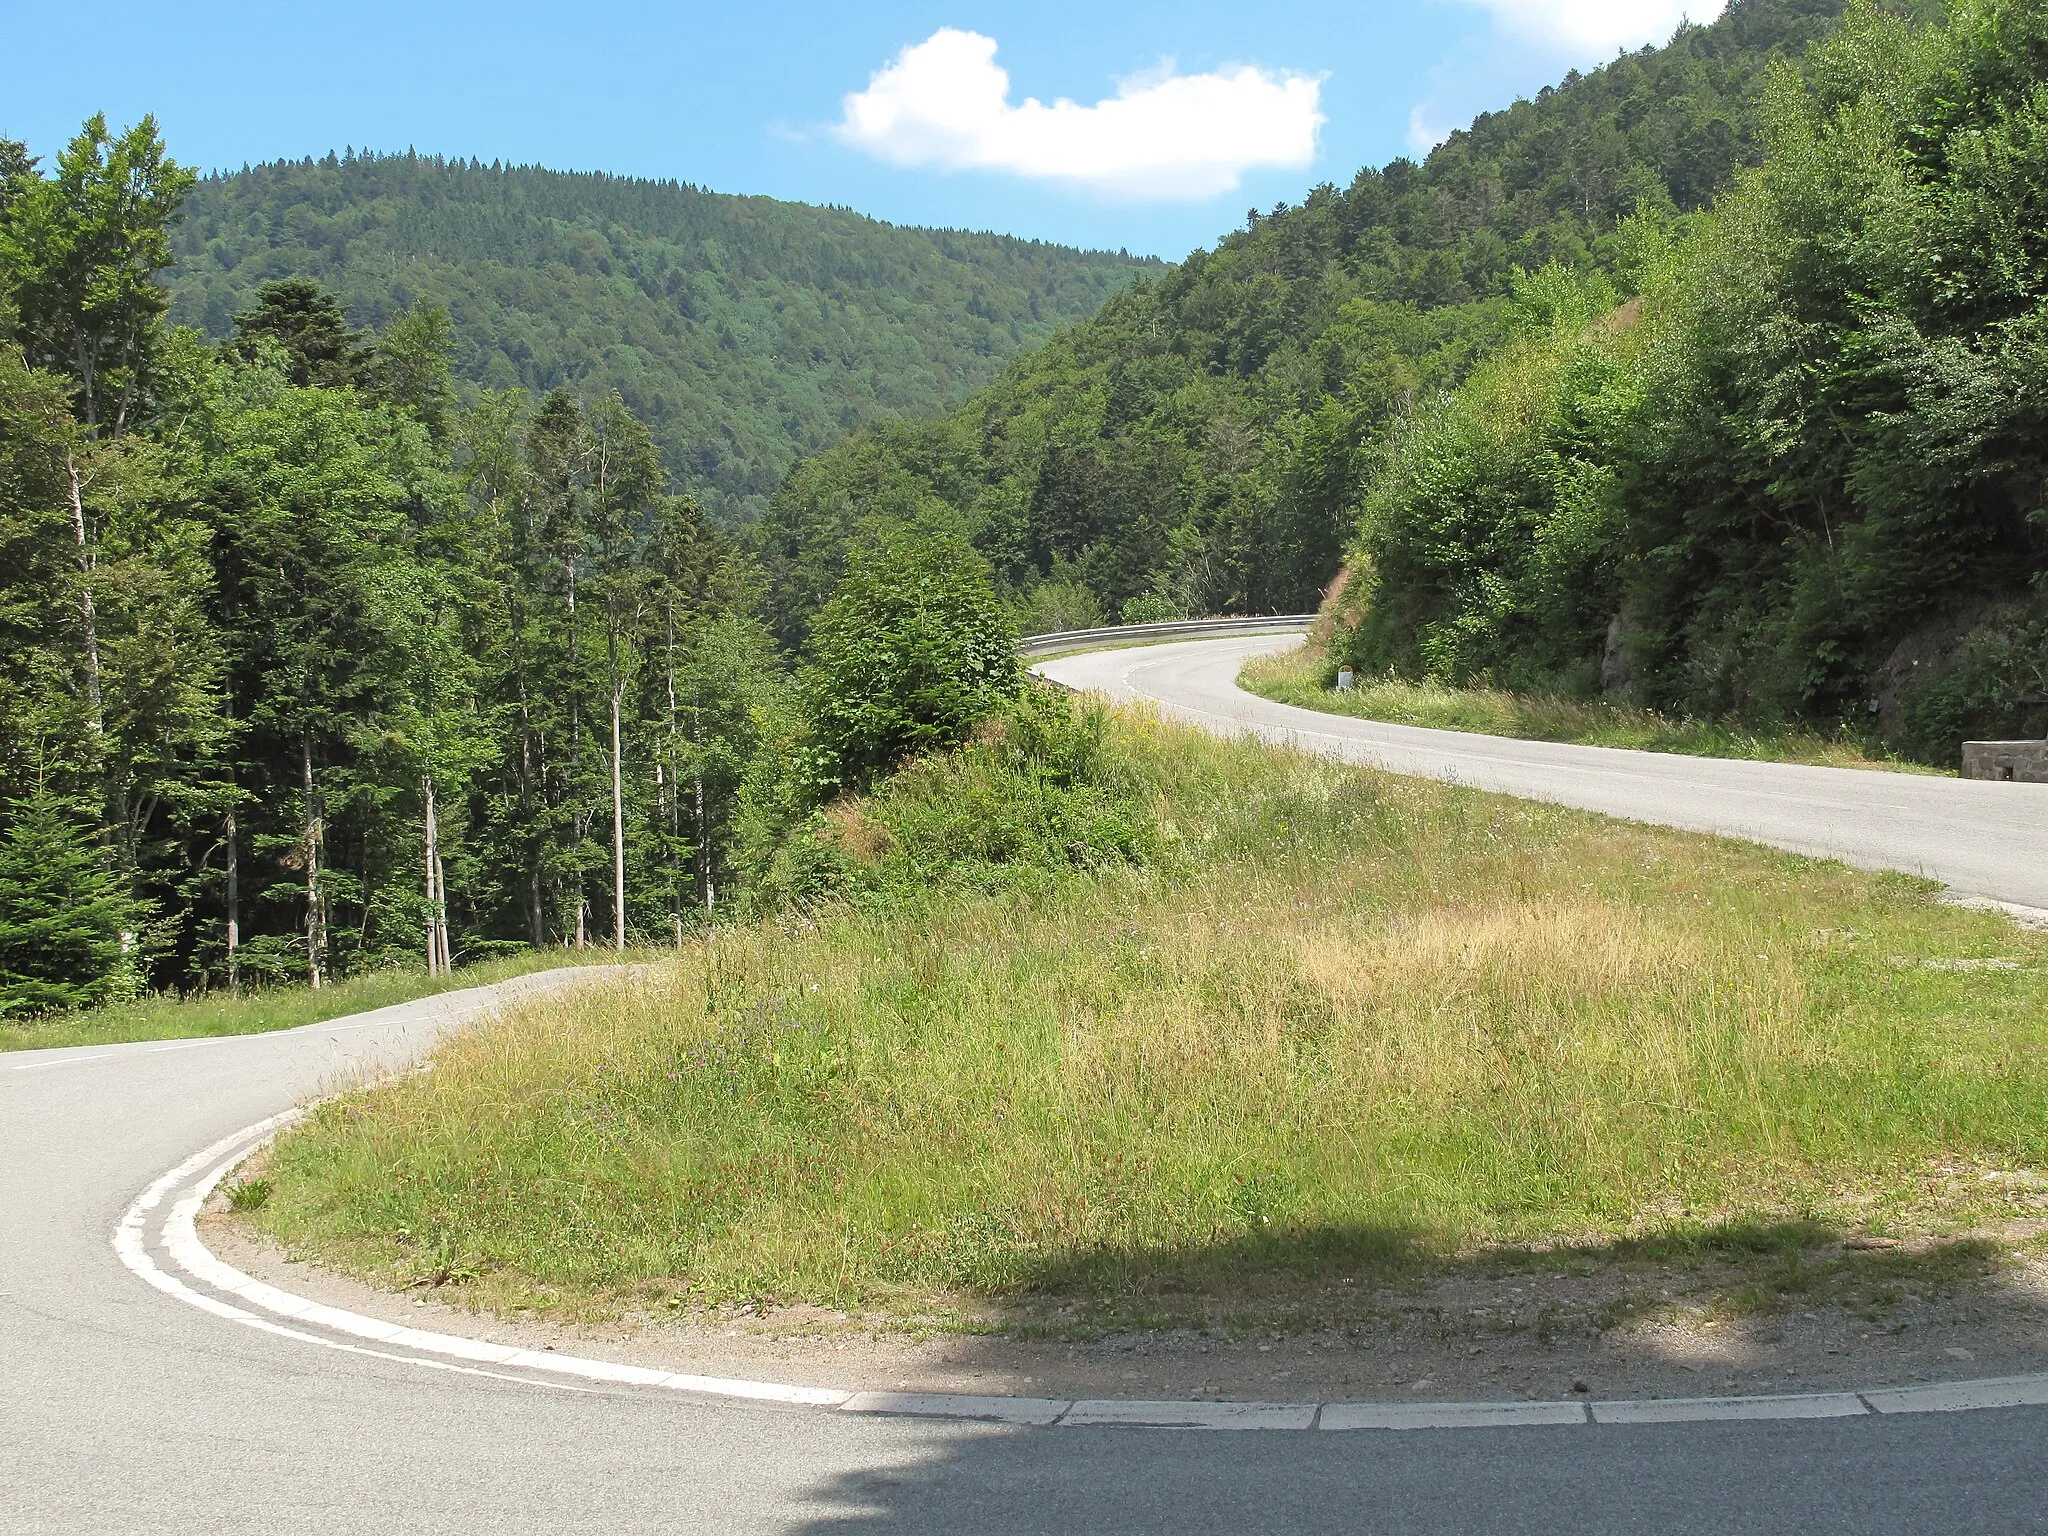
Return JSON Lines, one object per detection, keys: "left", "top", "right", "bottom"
{"left": 0, "top": 783, "right": 130, "bottom": 1016}
{"left": 227, "top": 277, "right": 377, "bottom": 391}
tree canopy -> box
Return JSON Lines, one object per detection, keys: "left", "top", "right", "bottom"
{"left": 1332, "top": 0, "right": 2048, "bottom": 763}
{"left": 752, "top": 0, "right": 1868, "bottom": 648}
{"left": 164, "top": 154, "right": 1154, "bottom": 522}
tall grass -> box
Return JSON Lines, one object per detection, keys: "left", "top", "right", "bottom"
{"left": 254, "top": 710, "right": 2043, "bottom": 1318}
{"left": 1240, "top": 646, "right": 1942, "bottom": 773}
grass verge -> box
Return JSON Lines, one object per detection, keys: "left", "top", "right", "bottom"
{"left": 248, "top": 705, "right": 2044, "bottom": 1332}
{"left": 1239, "top": 645, "right": 1942, "bottom": 774}
{"left": 0, "top": 949, "right": 610, "bottom": 1053}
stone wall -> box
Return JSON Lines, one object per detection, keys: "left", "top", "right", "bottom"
{"left": 1961, "top": 740, "right": 2048, "bottom": 782}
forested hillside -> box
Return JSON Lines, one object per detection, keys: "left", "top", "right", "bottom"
{"left": 7, "top": 0, "right": 2026, "bottom": 1018}
{"left": 165, "top": 156, "right": 1152, "bottom": 520}
{"left": 756, "top": 0, "right": 1858, "bottom": 646}
{"left": 1333, "top": 0, "right": 2048, "bottom": 763}
{"left": 1, "top": 111, "right": 1068, "bottom": 1013}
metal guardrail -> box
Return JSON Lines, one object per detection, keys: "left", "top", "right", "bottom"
{"left": 1015, "top": 614, "right": 1315, "bottom": 659}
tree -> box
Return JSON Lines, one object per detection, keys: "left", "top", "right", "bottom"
{"left": 0, "top": 781, "right": 130, "bottom": 1016}
{"left": 586, "top": 392, "right": 663, "bottom": 949}
{"left": 227, "top": 278, "right": 377, "bottom": 391}
{"left": 201, "top": 372, "right": 437, "bottom": 985}
{"left": 0, "top": 114, "right": 193, "bottom": 438}
{"left": 377, "top": 302, "right": 456, "bottom": 439}
{"left": 0, "top": 347, "right": 85, "bottom": 800}
{"left": 805, "top": 528, "right": 1019, "bottom": 786}
{"left": 523, "top": 389, "right": 598, "bottom": 945}
{"left": 1, "top": 117, "right": 198, "bottom": 819}
{"left": 0, "top": 139, "right": 36, "bottom": 220}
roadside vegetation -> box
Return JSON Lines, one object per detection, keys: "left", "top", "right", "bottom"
{"left": 1239, "top": 646, "right": 1942, "bottom": 773}
{"left": 1322, "top": 1, "right": 2048, "bottom": 767}
{"left": 0, "top": 949, "right": 607, "bottom": 1053}
{"left": 248, "top": 699, "right": 2048, "bottom": 1328}
{"left": 756, "top": 0, "right": 1851, "bottom": 645}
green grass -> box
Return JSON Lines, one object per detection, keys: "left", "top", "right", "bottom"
{"left": 1240, "top": 646, "right": 1944, "bottom": 773}
{"left": 249, "top": 706, "right": 2045, "bottom": 1328}
{"left": 0, "top": 949, "right": 611, "bottom": 1053}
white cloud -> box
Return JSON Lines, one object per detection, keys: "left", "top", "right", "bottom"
{"left": 1407, "top": 104, "right": 1450, "bottom": 156}
{"left": 1458, "top": 0, "right": 1728, "bottom": 53}
{"left": 834, "top": 29, "right": 1324, "bottom": 201}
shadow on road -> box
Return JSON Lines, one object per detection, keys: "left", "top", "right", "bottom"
{"left": 781, "top": 1407, "right": 2048, "bottom": 1535}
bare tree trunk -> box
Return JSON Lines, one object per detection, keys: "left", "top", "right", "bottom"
{"left": 664, "top": 607, "right": 682, "bottom": 946}
{"left": 692, "top": 671, "right": 713, "bottom": 918}
{"left": 225, "top": 804, "right": 240, "bottom": 992}
{"left": 509, "top": 610, "right": 544, "bottom": 950}
{"left": 72, "top": 335, "right": 98, "bottom": 435}
{"left": 423, "top": 775, "right": 441, "bottom": 977}
{"left": 302, "top": 738, "right": 325, "bottom": 990}
{"left": 435, "top": 846, "right": 452, "bottom": 973}
{"left": 611, "top": 691, "right": 626, "bottom": 952}
{"left": 696, "top": 765, "right": 713, "bottom": 919}
{"left": 567, "top": 552, "right": 586, "bottom": 950}
{"left": 64, "top": 446, "right": 104, "bottom": 741}
{"left": 657, "top": 762, "right": 679, "bottom": 946}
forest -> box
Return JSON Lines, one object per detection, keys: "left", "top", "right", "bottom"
{"left": 6, "top": 0, "right": 2042, "bottom": 1016}
{"left": 0, "top": 115, "right": 1049, "bottom": 1013}
{"left": 1329, "top": 0, "right": 2048, "bottom": 761}
{"left": 163, "top": 155, "right": 1152, "bottom": 523}
{"left": 760, "top": 0, "right": 2039, "bottom": 767}
{"left": 752, "top": 0, "right": 1862, "bottom": 646}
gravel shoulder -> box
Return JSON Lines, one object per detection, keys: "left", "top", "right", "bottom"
{"left": 203, "top": 1205, "right": 2048, "bottom": 1405}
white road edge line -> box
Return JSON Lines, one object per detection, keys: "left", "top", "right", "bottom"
{"left": 121, "top": 1113, "right": 2048, "bottom": 1431}
{"left": 118, "top": 1115, "right": 849, "bottom": 1408}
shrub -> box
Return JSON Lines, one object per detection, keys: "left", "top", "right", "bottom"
{"left": 1016, "top": 577, "right": 1106, "bottom": 636}
{"left": 1894, "top": 600, "right": 2048, "bottom": 764}
{"left": 1120, "top": 590, "right": 1188, "bottom": 625}
{"left": 804, "top": 527, "right": 1020, "bottom": 786}
{"left": 755, "top": 688, "right": 1154, "bottom": 911}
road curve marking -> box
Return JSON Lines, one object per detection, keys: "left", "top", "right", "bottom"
{"left": 120, "top": 1112, "right": 2048, "bottom": 1432}
{"left": 116, "top": 1113, "right": 848, "bottom": 1408}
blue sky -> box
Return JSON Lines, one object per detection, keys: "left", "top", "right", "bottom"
{"left": 6, "top": 1, "right": 1719, "bottom": 259}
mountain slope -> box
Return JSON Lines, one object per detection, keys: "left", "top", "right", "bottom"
{"left": 756, "top": 0, "right": 1862, "bottom": 642}
{"left": 1325, "top": 0, "right": 2048, "bottom": 762}
{"left": 165, "top": 155, "right": 1154, "bottom": 519}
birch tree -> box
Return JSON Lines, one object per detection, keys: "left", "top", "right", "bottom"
{"left": 587, "top": 393, "right": 661, "bottom": 950}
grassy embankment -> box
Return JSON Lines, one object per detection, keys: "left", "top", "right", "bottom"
{"left": 1, "top": 949, "right": 612, "bottom": 1053}
{"left": 1240, "top": 646, "right": 1943, "bottom": 774}
{"left": 247, "top": 698, "right": 2044, "bottom": 1330}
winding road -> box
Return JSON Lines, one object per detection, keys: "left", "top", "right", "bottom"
{"left": 1037, "top": 633, "right": 2048, "bottom": 913}
{"left": 7, "top": 635, "right": 2048, "bottom": 1534}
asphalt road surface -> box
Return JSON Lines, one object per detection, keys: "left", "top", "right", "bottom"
{"left": 1038, "top": 634, "right": 2048, "bottom": 912}
{"left": 8, "top": 638, "right": 2048, "bottom": 1534}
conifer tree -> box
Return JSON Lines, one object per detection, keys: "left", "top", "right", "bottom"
{"left": 227, "top": 278, "right": 377, "bottom": 391}
{"left": 0, "top": 782, "right": 130, "bottom": 1016}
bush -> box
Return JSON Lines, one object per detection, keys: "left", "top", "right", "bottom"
{"left": 804, "top": 527, "right": 1020, "bottom": 786}
{"left": 755, "top": 688, "right": 1154, "bottom": 911}
{"left": 1894, "top": 600, "right": 2048, "bottom": 764}
{"left": 1016, "top": 577, "right": 1106, "bottom": 636}
{"left": 1120, "top": 591, "right": 1187, "bottom": 625}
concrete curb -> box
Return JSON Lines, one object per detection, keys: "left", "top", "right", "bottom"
{"left": 1939, "top": 893, "right": 2048, "bottom": 929}
{"left": 124, "top": 1112, "right": 2048, "bottom": 1433}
